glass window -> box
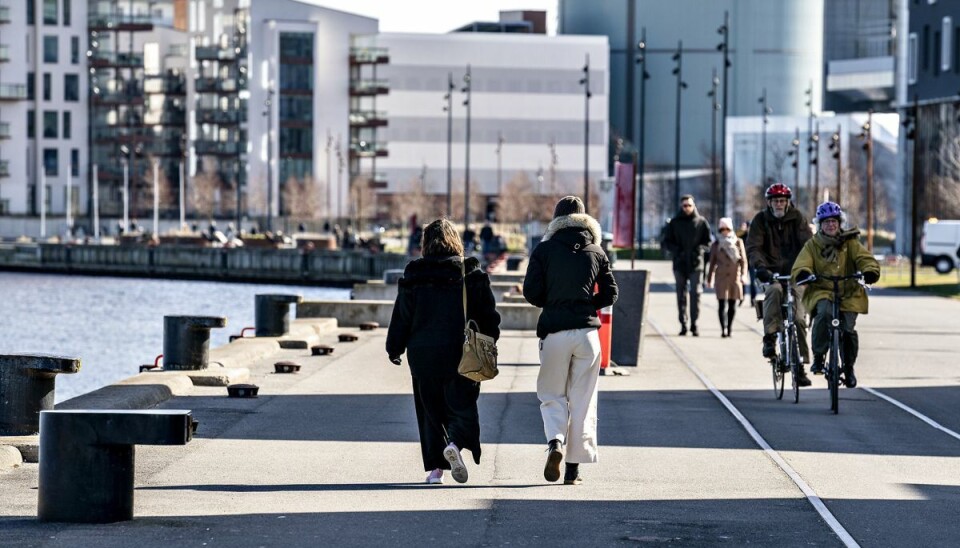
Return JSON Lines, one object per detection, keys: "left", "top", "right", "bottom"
{"left": 923, "top": 25, "right": 930, "bottom": 71}
{"left": 43, "top": 35, "right": 57, "bottom": 63}
{"left": 279, "top": 95, "right": 312, "bottom": 120}
{"left": 43, "top": 110, "right": 57, "bottom": 138}
{"left": 64, "top": 74, "right": 78, "bottom": 101}
{"left": 62, "top": 0, "right": 70, "bottom": 25}
{"left": 71, "top": 36, "right": 79, "bottom": 63}
{"left": 943, "top": 17, "right": 953, "bottom": 72}
{"left": 27, "top": 72, "right": 35, "bottom": 100}
{"left": 71, "top": 149, "right": 79, "bottom": 177}
{"left": 909, "top": 33, "right": 918, "bottom": 83}
{"left": 63, "top": 111, "right": 71, "bottom": 138}
{"left": 43, "top": 0, "right": 56, "bottom": 24}
{"left": 27, "top": 110, "right": 35, "bottom": 138}
{"left": 43, "top": 73, "right": 51, "bottom": 100}
{"left": 28, "top": 0, "right": 35, "bottom": 24}
{"left": 43, "top": 148, "right": 58, "bottom": 176}
{"left": 279, "top": 32, "right": 313, "bottom": 58}
{"left": 279, "top": 64, "right": 313, "bottom": 91}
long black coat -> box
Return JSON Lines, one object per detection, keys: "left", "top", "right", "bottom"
{"left": 386, "top": 255, "right": 501, "bottom": 378}
{"left": 745, "top": 205, "right": 813, "bottom": 276}
{"left": 522, "top": 213, "right": 618, "bottom": 340}
{"left": 662, "top": 208, "right": 712, "bottom": 274}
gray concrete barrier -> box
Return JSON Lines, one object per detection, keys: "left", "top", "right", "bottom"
{"left": 255, "top": 294, "right": 303, "bottom": 337}
{"left": 38, "top": 409, "right": 194, "bottom": 523}
{"left": 611, "top": 269, "right": 650, "bottom": 366}
{"left": 0, "top": 354, "right": 80, "bottom": 436}
{"left": 162, "top": 316, "right": 227, "bottom": 370}
{"left": 352, "top": 280, "right": 521, "bottom": 302}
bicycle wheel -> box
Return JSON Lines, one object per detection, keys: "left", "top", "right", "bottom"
{"left": 772, "top": 356, "right": 785, "bottom": 399}
{"left": 828, "top": 332, "right": 840, "bottom": 414}
{"left": 790, "top": 332, "right": 801, "bottom": 404}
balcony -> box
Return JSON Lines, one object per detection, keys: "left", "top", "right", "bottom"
{"left": 91, "top": 89, "right": 144, "bottom": 105}
{"left": 195, "top": 77, "right": 238, "bottom": 94}
{"left": 89, "top": 51, "right": 144, "bottom": 68}
{"left": 369, "top": 172, "right": 387, "bottom": 189}
{"left": 195, "top": 140, "right": 240, "bottom": 156}
{"left": 144, "top": 111, "right": 187, "bottom": 126}
{"left": 195, "top": 46, "right": 238, "bottom": 61}
{"left": 826, "top": 56, "right": 894, "bottom": 103}
{"left": 349, "top": 79, "right": 389, "bottom": 96}
{"left": 92, "top": 127, "right": 153, "bottom": 143}
{"left": 0, "top": 83, "right": 26, "bottom": 100}
{"left": 349, "top": 139, "right": 388, "bottom": 158}
{"left": 144, "top": 75, "right": 186, "bottom": 95}
{"left": 0, "top": 122, "right": 9, "bottom": 139}
{"left": 0, "top": 6, "right": 10, "bottom": 24}
{"left": 349, "top": 47, "right": 389, "bottom": 65}
{"left": 88, "top": 12, "right": 154, "bottom": 31}
{"left": 349, "top": 110, "right": 387, "bottom": 128}
{"left": 0, "top": 45, "right": 8, "bottom": 62}
{"left": 197, "top": 108, "right": 245, "bottom": 125}
{"left": 0, "top": 160, "right": 9, "bottom": 177}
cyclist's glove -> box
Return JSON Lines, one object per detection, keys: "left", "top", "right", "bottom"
{"left": 795, "top": 270, "right": 812, "bottom": 282}
{"left": 755, "top": 267, "right": 772, "bottom": 283}
{"left": 862, "top": 271, "right": 879, "bottom": 284}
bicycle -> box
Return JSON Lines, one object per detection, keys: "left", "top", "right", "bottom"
{"left": 761, "top": 274, "right": 803, "bottom": 403}
{"left": 803, "top": 272, "right": 865, "bottom": 414}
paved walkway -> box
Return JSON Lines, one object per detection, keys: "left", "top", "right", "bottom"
{"left": 2, "top": 261, "right": 960, "bottom": 546}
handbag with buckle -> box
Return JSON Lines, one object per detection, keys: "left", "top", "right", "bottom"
{"left": 457, "top": 259, "right": 498, "bottom": 382}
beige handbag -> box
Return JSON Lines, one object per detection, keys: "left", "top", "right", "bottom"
{"left": 457, "top": 259, "right": 499, "bottom": 382}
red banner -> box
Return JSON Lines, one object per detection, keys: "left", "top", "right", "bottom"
{"left": 612, "top": 161, "right": 635, "bottom": 248}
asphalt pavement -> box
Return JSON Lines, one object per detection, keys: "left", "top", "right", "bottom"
{"left": 1, "top": 260, "right": 959, "bottom": 547}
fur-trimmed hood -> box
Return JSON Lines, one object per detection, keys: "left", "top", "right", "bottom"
{"left": 542, "top": 213, "right": 602, "bottom": 245}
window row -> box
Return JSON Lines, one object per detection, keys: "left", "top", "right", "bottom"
{"left": 42, "top": 35, "right": 82, "bottom": 64}
{"left": 27, "top": 0, "right": 72, "bottom": 26}
{"left": 37, "top": 148, "right": 80, "bottom": 177}
{"left": 909, "top": 17, "right": 960, "bottom": 83}
{"left": 27, "top": 73, "right": 80, "bottom": 101}
{"left": 27, "top": 110, "right": 73, "bottom": 139}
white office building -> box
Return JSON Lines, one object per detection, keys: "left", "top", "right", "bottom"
{"left": 358, "top": 31, "right": 609, "bottom": 221}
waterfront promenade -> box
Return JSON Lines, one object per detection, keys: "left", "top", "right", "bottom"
{"left": 2, "top": 261, "right": 960, "bottom": 546}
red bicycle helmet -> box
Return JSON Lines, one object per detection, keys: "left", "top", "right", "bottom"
{"left": 765, "top": 183, "right": 792, "bottom": 199}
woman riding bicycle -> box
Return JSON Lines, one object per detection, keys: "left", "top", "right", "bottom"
{"left": 791, "top": 202, "right": 880, "bottom": 388}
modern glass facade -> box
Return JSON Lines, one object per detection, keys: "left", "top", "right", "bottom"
{"left": 278, "top": 31, "right": 314, "bottom": 210}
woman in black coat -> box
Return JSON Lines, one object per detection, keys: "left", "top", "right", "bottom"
{"left": 386, "top": 218, "right": 501, "bottom": 485}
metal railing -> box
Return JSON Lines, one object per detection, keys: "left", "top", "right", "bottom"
{"left": 349, "top": 79, "right": 389, "bottom": 95}
{"left": 349, "top": 110, "right": 387, "bottom": 125}
{"left": 195, "top": 77, "right": 238, "bottom": 93}
{"left": 0, "top": 84, "right": 26, "bottom": 100}
{"left": 0, "top": 160, "right": 9, "bottom": 177}
{"left": 349, "top": 47, "right": 389, "bottom": 64}
{"left": 195, "top": 140, "right": 240, "bottom": 155}
{"left": 0, "top": 122, "right": 9, "bottom": 139}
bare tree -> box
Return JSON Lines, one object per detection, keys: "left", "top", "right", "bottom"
{"left": 191, "top": 165, "right": 221, "bottom": 218}
{"left": 933, "top": 128, "right": 960, "bottom": 219}
{"left": 281, "top": 175, "right": 320, "bottom": 218}
{"left": 497, "top": 173, "right": 541, "bottom": 223}
{"left": 136, "top": 158, "right": 173, "bottom": 215}
{"left": 391, "top": 176, "right": 439, "bottom": 225}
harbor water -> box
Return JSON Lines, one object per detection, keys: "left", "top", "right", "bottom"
{"left": 0, "top": 272, "right": 350, "bottom": 403}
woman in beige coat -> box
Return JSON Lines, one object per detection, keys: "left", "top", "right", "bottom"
{"left": 706, "top": 217, "right": 747, "bottom": 337}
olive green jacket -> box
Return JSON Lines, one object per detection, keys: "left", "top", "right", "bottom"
{"left": 791, "top": 231, "right": 880, "bottom": 314}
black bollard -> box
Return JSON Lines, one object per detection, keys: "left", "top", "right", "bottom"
{"left": 162, "top": 316, "right": 227, "bottom": 370}
{"left": 38, "top": 409, "right": 194, "bottom": 523}
{"left": 0, "top": 354, "right": 81, "bottom": 436}
{"left": 255, "top": 294, "right": 303, "bottom": 337}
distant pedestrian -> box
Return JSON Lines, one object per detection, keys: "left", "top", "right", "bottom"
{"left": 661, "top": 195, "right": 712, "bottom": 336}
{"left": 523, "top": 196, "right": 618, "bottom": 486}
{"left": 386, "top": 218, "right": 501, "bottom": 485}
{"left": 706, "top": 217, "right": 747, "bottom": 337}
{"left": 737, "top": 221, "right": 758, "bottom": 306}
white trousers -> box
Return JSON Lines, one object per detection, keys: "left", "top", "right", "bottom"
{"left": 537, "top": 327, "right": 601, "bottom": 463}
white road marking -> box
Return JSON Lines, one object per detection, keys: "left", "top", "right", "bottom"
{"left": 860, "top": 387, "right": 960, "bottom": 443}
{"left": 651, "top": 320, "right": 860, "bottom": 548}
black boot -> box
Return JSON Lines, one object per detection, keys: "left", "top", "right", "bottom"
{"left": 844, "top": 364, "right": 857, "bottom": 388}
{"left": 842, "top": 335, "right": 859, "bottom": 388}
{"left": 810, "top": 354, "right": 825, "bottom": 375}
{"left": 679, "top": 324, "right": 687, "bottom": 336}
{"left": 544, "top": 439, "right": 563, "bottom": 482}
{"left": 563, "top": 463, "right": 582, "bottom": 485}
{"left": 796, "top": 364, "right": 812, "bottom": 387}
{"left": 691, "top": 323, "right": 699, "bottom": 337}
{"left": 762, "top": 334, "right": 776, "bottom": 358}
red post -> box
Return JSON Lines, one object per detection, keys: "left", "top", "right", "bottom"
{"left": 598, "top": 305, "right": 613, "bottom": 369}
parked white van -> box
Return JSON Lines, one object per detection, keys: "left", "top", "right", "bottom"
{"left": 921, "top": 219, "right": 960, "bottom": 274}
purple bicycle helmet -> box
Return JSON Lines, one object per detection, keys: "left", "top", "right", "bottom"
{"left": 815, "top": 201, "right": 843, "bottom": 222}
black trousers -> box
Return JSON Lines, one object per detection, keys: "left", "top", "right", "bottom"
{"left": 674, "top": 269, "right": 703, "bottom": 326}
{"left": 412, "top": 375, "right": 481, "bottom": 471}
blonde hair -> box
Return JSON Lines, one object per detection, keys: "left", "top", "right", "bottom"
{"left": 421, "top": 218, "right": 464, "bottom": 257}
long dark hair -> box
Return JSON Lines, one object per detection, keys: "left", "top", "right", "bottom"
{"left": 421, "top": 218, "right": 464, "bottom": 257}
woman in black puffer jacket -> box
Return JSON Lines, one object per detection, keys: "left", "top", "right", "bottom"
{"left": 386, "top": 218, "right": 501, "bottom": 485}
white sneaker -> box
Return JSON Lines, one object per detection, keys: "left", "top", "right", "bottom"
{"left": 442, "top": 442, "right": 468, "bottom": 484}
{"left": 426, "top": 469, "right": 444, "bottom": 484}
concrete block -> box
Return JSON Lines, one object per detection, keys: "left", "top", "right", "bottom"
{"left": 0, "top": 444, "right": 23, "bottom": 470}
{"left": 0, "top": 435, "right": 38, "bottom": 463}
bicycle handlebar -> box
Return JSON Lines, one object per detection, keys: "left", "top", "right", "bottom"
{"left": 816, "top": 272, "right": 863, "bottom": 282}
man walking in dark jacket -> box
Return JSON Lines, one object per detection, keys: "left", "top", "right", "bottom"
{"left": 661, "top": 195, "right": 712, "bottom": 336}
{"left": 523, "top": 196, "right": 618, "bottom": 486}
{"left": 746, "top": 182, "right": 813, "bottom": 386}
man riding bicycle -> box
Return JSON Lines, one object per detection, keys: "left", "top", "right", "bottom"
{"left": 746, "top": 182, "right": 813, "bottom": 386}
{"left": 791, "top": 202, "right": 880, "bottom": 388}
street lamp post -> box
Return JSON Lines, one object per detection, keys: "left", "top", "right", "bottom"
{"left": 122, "top": 156, "right": 129, "bottom": 233}
{"left": 443, "top": 73, "right": 453, "bottom": 217}
{"left": 717, "top": 11, "right": 731, "bottom": 217}
{"left": 579, "top": 54, "right": 592, "bottom": 212}
{"left": 804, "top": 81, "right": 815, "bottom": 211}
{"left": 326, "top": 130, "right": 333, "bottom": 221}
{"left": 671, "top": 41, "right": 687, "bottom": 207}
{"left": 462, "top": 65, "right": 472, "bottom": 226}
{"left": 829, "top": 125, "right": 842, "bottom": 203}
{"left": 635, "top": 27, "right": 650, "bottom": 250}
{"left": 810, "top": 121, "right": 820, "bottom": 206}
{"left": 496, "top": 132, "right": 505, "bottom": 197}
{"left": 788, "top": 128, "right": 800, "bottom": 203}
{"left": 758, "top": 88, "right": 771, "bottom": 186}
{"left": 263, "top": 88, "right": 275, "bottom": 231}
{"left": 859, "top": 111, "right": 874, "bottom": 251}
{"left": 708, "top": 68, "right": 720, "bottom": 218}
